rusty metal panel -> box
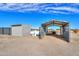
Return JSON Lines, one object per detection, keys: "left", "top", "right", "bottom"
{"left": 63, "top": 25, "right": 70, "bottom": 42}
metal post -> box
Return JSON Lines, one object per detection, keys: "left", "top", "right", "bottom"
{"left": 39, "top": 27, "right": 45, "bottom": 39}
{"left": 60, "top": 26, "right": 63, "bottom": 36}
{"left": 43, "top": 27, "right": 48, "bottom": 35}
{"left": 63, "top": 24, "right": 70, "bottom": 42}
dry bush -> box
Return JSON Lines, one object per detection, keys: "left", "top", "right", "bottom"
{"left": 73, "top": 30, "right": 78, "bottom": 33}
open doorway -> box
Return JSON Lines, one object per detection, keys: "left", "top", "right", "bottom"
{"left": 47, "top": 26, "right": 60, "bottom": 35}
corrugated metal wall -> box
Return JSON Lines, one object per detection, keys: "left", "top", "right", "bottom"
{"left": 0, "top": 28, "right": 11, "bottom": 35}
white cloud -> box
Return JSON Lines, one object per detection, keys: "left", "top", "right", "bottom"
{"left": 49, "top": 10, "right": 69, "bottom": 14}
{"left": 0, "top": 3, "right": 79, "bottom": 14}
{"left": 0, "top": 4, "right": 36, "bottom": 10}
{"left": 46, "top": 7, "right": 79, "bottom": 13}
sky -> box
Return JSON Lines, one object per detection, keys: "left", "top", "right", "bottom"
{"left": 0, "top": 3, "right": 79, "bottom": 29}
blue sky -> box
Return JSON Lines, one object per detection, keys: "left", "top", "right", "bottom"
{"left": 0, "top": 3, "right": 79, "bottom": 29}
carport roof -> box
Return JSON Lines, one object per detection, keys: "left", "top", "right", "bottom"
{"left": 42, "top": 20, "right": 69, "bottom": 27}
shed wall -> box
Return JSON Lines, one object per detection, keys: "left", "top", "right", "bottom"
{"left": 12, "top": 26, "right": 23, "bottom": 36}
{"left": 11, "top": 25, "right": 31, "bottom": 36}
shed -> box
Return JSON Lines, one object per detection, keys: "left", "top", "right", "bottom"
{"left": 11, "top": 24, "right": 31, "bottom": 36}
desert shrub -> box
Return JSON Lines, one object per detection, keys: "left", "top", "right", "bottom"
{"left": 73, "top": 30, "right": 78, "bottom": 33}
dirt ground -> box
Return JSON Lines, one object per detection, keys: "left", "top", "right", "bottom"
{"left": 0, "top": 32, "right": 79, "bottom": 56}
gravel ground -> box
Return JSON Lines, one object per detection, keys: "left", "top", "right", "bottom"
{"left": 0, "top": 32, "right": 79, "bottom": 56}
